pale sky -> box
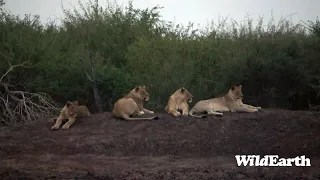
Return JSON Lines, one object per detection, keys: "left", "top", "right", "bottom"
{"left": 3, "top": 0, "right": 320, "bottom": 29}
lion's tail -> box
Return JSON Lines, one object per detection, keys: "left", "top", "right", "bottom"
{"left": 164, "top": 105, "right": 168, "bottom": 112}
{"left": 189, "top": 108, "right": 207, "bottom": 119}
{"left": 48, "top": 116, "right": 58, "bottom": 122}
{"left": 121, "top": 115, "right": 159, "bottom": 121}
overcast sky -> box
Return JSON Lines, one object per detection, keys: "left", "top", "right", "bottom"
{"left": 3, "top": 0, "right": 320, "bottom": 28}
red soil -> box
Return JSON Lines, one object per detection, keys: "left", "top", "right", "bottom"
{"left": 0, "top": 109, "right": 319, "bottom": 179}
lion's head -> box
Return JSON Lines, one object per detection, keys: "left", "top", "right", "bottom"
{"left": 132, "top": 85, "right": 150, "bottom": 101}
{"left": 176, "top": 87, "right": 193, "bottom": 103}
{"left": 229, "top": 85, "right": 243, "bottom": 99}
{"left": 66, "top": 101, "right": 79, "bottom": 116}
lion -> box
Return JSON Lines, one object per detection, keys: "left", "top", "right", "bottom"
{"left": 51, "top": 101, "right": 91, "bottom": 130}
{"left": 112, "top": 85, "right": 159, "bottom": 120}
{"left": 189, "top": 85, "right": 262, "bottom": 117}
{"left": 165, "top": 87, "right": 206, "bottom": 118}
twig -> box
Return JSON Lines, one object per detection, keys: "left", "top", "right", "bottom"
{"left": 0, "top": 61, "right": 59, "bottom": 125}
{"left": 0, "top": 61, "right": 28, "bottom": 83}
{"left": 78, "top": 50, "right": 102, "bottom": 112}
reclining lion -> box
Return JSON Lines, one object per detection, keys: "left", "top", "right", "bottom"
{"left": 112, "top": 85, "right": 158, "bottom": 120}
{"left": 51, "top": 101, "right": 91, "bottom": 130}
{"left": 165, "top": 87, "right": 206, "bottom": 118}
{"left": 189, "top": 85, "right": 262, "bottom": 117}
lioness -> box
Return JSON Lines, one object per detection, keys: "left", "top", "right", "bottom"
{"left": 165, "top": 87, "right": 206, "bottom": 118}
{"left": 112, "top": 85, "right": 158, "bottom": 120}
{"left": 189, "top": 85, "right": 262, "bottom": 117}
{"left": 51, "top": 101, "right": 91, "bottom": 130}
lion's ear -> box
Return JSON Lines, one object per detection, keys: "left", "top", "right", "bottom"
{"left": 238, "top": 85, "right": 242, "bottom": 89}
{"left": 181, "top": 88, "right": 185, "bottom": 93}
{"left": 142, "top": 85, "right": 146, "bottom": 89}
{"left": 74, "top": 101, "right": 79, "bottom": 105}
{"left": 135, "top": 86, "right": 140, "bottom": 91}
{"left": 66, "top": 101, "right": 72, "bottom": 107}
{"left": 231, "top": 86, "right": 235, "bottom": 90}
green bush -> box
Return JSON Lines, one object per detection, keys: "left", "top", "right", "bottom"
{"left": 0, "top": 0, "right": 319, "bottom": 119}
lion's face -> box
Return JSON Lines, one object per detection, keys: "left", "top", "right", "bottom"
{"left": 179, "top": 87, "right": 193, "bottom": 103}
{"left": 134, "top": 85, "right": 150, "bottom": 101}
{"left": 66, "top": 101, "right": 79, "bottom": 116}
{"left": 230, "top": 85, "right": 243, "bottom": 99}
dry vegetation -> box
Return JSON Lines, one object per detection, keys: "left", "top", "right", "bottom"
{"left": 0, "top": 0, "right": 320, "bottom": 179}
{"left": 0, "top": 57, "right": 59, "bottom": 125}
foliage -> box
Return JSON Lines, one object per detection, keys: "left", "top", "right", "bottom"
{"left": 0, "top": 0, "right": 319, "bottom": 121}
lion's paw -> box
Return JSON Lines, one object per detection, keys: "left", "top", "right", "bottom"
{"left": 173, "top": 112, "right": 181, "bottom": 117}
{"left": 51, "top": 126, "right": 59, "bottom": 130}
{"left": 62, "top": 125, "right": 70, "bottom": 130}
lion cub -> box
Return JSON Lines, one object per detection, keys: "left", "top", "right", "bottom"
{"left": 51, "top": 101, "right": 91, "bottom": 130}
{"left": 112, "top": 85, "right": 158, "bottom": 120}
{"left": 189, "top": 85, "right": 262, "bottom": 117}
{"left": 165, "top": 87, "right": 206, "bottom": 118}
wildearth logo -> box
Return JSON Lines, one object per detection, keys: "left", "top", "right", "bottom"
{"left": 235, "top": 155, "right": 311, "bottom": 166}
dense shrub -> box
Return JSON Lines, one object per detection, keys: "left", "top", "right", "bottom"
{"left": 1, "top": 0, "right": 319, "bottom": 118}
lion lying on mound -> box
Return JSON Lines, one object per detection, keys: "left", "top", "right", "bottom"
{"left": 112, "top": 85, "right": 158, "bottom": 120}
{"left": 165, "top": 87, "right": 206, "bottom": 118}
{"left": 189, "top": 85, "right": 262, "bottom": 117}
{"left": 51, "top": 101, "right": 91, "bottom": 130}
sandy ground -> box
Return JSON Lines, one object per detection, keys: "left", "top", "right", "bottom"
{"left": 0, "top": 109, "right": 319, "bottom": 179}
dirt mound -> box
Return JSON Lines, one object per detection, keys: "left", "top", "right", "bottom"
{"left": 0, "top": 109, "right": 319, "bottom": 179}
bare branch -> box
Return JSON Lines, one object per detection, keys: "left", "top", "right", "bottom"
{"left": 308, "top": 99, "right": 320, "bottom": 111}
{"left": 0, "top": 59, "right": 59, "bottom": 126}
{"left": 78, "top": 56, "right": 93, "bottom": 82}
{"left": 78, "top": 51, "right": 102, "bottom": 112}
{"left": 0, "top": 53, "right": 29, "bottom": 83}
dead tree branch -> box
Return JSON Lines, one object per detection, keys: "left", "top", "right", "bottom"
{"left": 0, "top": 61, "right": 28, "bottom": 82}
{"left": 308, "top": 99, "right": 320, "bottom": 111}
{"left": 78, "top": 49, "right": 102, "bottom": 112}
{"left": 0, "top": 59, "right": 60, "bottom": 125}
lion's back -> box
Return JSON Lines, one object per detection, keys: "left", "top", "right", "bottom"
{"left": 77, "top": 105, "right": 91, "bottom": 117}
